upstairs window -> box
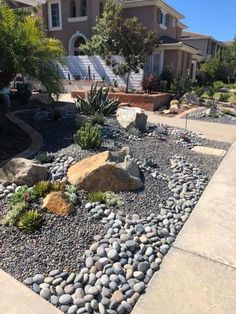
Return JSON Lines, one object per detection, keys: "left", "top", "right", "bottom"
{"left": 48, "top": 0, "right": 62, "bottom": 30}
{"left": 70, "top": 0, "right": 76, "bottom": 18}
{"left": 80, "top": 0, "right": 87, "bottom": 17}
{"left": 158, "top": 10, "right": 167, "bottom": 29}
{"left": 51, "top": 3, "right": 60, "bottom": 27}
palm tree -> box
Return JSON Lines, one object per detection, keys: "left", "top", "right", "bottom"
{"left": 0, "top": 1, "right": 65, "bottom": 97}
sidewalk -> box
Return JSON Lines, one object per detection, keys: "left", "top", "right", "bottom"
{"left": 147, "top": 112, "right": 236, "bottom": 144}
{"left": 0, "top": 270, "right": 61, "bottom": 314}
{"left": 133, "top": 140, "right": 236, "bottom": 314}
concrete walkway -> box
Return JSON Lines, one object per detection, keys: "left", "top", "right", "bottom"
{"left": 147, "top": 112, "right": 236, "bottom": 144}
{"left": 133, "top": 140, "right": 236, "bottom": 314}
{"left": 0, "top": 270, "right": 61, "bottom": 314}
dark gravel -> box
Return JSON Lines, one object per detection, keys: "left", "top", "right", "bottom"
{"left": 0, "top": 109, "right": 231, "bottom": 281}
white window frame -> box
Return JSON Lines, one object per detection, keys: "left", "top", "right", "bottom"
{"left": 48, "top": 0, "right": 62, "bottom": 31}
{"left": 159, "top": 10, "right": 167, "bottom": 30}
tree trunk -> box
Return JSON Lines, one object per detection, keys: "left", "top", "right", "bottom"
{"left": 125, "top": 72, "right": 130, "bottom": 93}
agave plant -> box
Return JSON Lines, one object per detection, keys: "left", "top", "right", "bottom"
{"left": 76, "top": 83, "right": 120, "bottom": 116}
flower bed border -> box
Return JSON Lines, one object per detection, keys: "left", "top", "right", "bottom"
{"left": 71, "top": 90, "right": 171, "bottom": 111}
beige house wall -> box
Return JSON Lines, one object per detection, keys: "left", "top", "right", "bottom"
{"left": 163, "top": 50, "right": 192, "bottom": 77}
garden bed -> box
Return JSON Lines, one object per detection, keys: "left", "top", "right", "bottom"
{"left": 0, "top": 108, "right": 230, "bottom": 314}
{"left": 186, "top": 107, "right": 236, "bottom": 125}
{"left": 71, "top": 90, "right": 171, "bottom": 111}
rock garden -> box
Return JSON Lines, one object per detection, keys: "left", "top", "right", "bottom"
{"left": 0, "top": 85, "right": 230, "bottom": 314}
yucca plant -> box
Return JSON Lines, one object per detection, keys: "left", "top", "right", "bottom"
{"left": 76, "top": 83, "right": 120, "bottom": 116}
{"left": 17, "top": 210, "right": 43, "bottom": 234}
{"left": 36, "top": 152, "right": 55, "bottom": 164}
{"left": 74, "top": 123, "right": 102, "bottom": 149}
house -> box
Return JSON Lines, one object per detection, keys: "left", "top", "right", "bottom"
{"left": 10, "top": 0, "right": 199, "bottom": 80}
{"left": 181, "top": 31, "right": 223, "bottom": 62}
{"left": 39, "top": 0, "right": 199, "bottom": 79}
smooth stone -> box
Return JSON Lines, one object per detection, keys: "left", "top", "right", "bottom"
{"left": 107, "top": 249, "right": 119, "bottom": 261}
{"left": 55, "top": 285, "right": 64, "bottom": 296}
{"left": 138, "top": 262, "right": 150, "bottom": 273}
{"left": 133, "top": 282, "right": 145, "bottom": 293}
{"left": 87, "top": 286, "right": 99, "bottom": 295}
{"left": 23, "top": 277, "right": 34, "bottom": 285}
{"left": 59, "top": 294, "right": 73, "bottom": 305}
{"left": 40, "top": 288, "right": 51, "bottom": 300}
{"left": 33, "top": 274, "right": 44, "bottom": 284}
{"left": 133, "top": 271, "right": 144, "bottom": 280}
{"left": 50, "top": 295, "right": 59, "bottom": 305}
{"left": 68, "top": 304, "right": 78, "bottom": 314}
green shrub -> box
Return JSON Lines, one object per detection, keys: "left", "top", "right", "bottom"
{"left": 213, "top": 81, "right": 224, "bottom": 90}
{"left": 222, "top": 109, "right": 236, "bottom": 117}
{"left": 193, "top": 86, "right": 205, "bottom": 98}
{"left": 91, "top": 113, "right": 105, "bottom": 126}
{"left": 17, "top": 210, "right": 43, "bottom": 234}
{"left": 36, "top": 152, "right": 54, "bottom": 164}
{"left": 1, "top": 201, "right": 26, "bottom": 226}
{"left": 74, "top": 123, "right": 102, "bottom": 149}
{"left": 171, "top": 76, "right": 193, "bottom": 99}
{"left": 88, "top": 191, "right": 106, "bottom": 203}
{"left": 76, "top": 84, "right": 120, "bottom": 116}
{"left": 206, "top": 86, "right": 216, "bottom": 99}
{"left": 33, "top": 181, "right": 65, "bottom": 198}
{"left": 105, "top": 191, "right": 124, "bottom": 208}
{"left": 219, "top": 93, "right": 230, "bottom": 102}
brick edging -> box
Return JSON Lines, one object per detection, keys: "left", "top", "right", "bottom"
{"left": 175, "top": 107, "right": 205, "bottom": 119}
{"left": 1, "top": 109, "right": 43, "bottom": 166}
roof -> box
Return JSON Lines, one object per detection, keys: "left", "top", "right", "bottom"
{"left": 158, "top": 36, "right": 179, "bottom": 44}
{"left": 181, "top": 31, "right": 210, "bottom": 40}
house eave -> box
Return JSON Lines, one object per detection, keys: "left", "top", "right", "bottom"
{"left": 159, "top": 42, "right": 200, "bottom": 54}
{"left": 13, "top": 0, "right": 46, "bottom": 6}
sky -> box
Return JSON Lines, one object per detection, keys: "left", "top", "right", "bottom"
{"left": 166, "top": 0, "right": 236, "bottom": 41}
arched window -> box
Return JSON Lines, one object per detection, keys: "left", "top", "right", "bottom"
{"left": 99, "top": 2, "right": 104, "bottom": 17}
{"left": 80, "top": 0, "right": 87, "bottom": 17}
{"left": 74, "top": 36, "right": 86, "bottom": 55}
{"left": 70, "top": 0, "right": 76, "bottom": 18}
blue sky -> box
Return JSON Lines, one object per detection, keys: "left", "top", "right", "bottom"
{"left": 166, "top": 0, "right": 236, "bottom": 41}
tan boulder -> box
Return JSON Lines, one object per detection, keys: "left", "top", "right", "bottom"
{"left": 116, "top": 107, "right": 147, "bottom": 131}
{"left": 0, "top": 158, "right": 48, "bottom": 186}
{"left": 67, "top": 148, "right": 143, "bottom": 192}
{"left": 42, "top": 191, "right": 74, "bottom": 216}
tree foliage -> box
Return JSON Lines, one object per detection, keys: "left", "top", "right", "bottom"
{"left": 0, "top": 1, "right": 65, "bottom": 97}
{"left": 82, "top": 0, "right": 157, "bottom": 92}
{"left": 200, "top": 38, "right": 236, "bottom": 84}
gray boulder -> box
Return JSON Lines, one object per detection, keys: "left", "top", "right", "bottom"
{"left": 0, "top": 158, "right": 48, "bottom": 186}
{"left": 116, "top": 107, "right": 147, "bottom": 131}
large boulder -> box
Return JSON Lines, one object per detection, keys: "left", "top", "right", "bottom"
{"left": 0, "top": 158, "right": 48, "bottom": 186}
{"left": 67, "top": 148, "right": 143, "bottom": 192}
{"left": 180, "top": 92, "right": 200, "bottom": 106}
{"left": 116, "top": 107, "right": 147, "bottom": 131}
{"left": 42, "top": 191, "right": 74, "bottom": 216}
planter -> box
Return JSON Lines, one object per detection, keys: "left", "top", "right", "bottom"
{"left": 71, "top": 90, "right": 171, "bottom": 111}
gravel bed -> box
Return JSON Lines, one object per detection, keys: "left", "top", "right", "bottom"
{"left": 186, "top": 109, "right": 236, "bottom": 125}
{"left": 0, "top": 108, "right": 231, "bottom": 313}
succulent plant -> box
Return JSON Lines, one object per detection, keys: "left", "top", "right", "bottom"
{"left": 65, "top": 185, "right": 78, "bottom": 205}
{"left": 35, "top": 152, "right": 54, "bottom": 164}
{"left": 74, "top": 123, "right": 102, "bottom": 149}
{"left": 1, "top": 201, "right": 26, "bottom": 226}
{"left": 76, "top": 83, "right": 120, "bottom": 116}
{"left": 105, "top": 191, "right": 124, "bottom": 208}
{"left": 17, "top": 210, "right": 43, "bottom": 234}
{"left": 33, "top": 181, "right": 65, "bottom": 198}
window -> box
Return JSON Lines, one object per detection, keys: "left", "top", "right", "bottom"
{"left": 80, "top": 0, "right": 87, "bottom": 17}
{"left": 70, "top": 0, "right": 76, "bottom": 18}
{"left": 158, "top": 10, "right": 167, "bottom": 29}
{"left": 48, "top": 0, "right": 61, "bottom": 30}
{"left": 51, "top": 3, "right": 60, "bottom": 27}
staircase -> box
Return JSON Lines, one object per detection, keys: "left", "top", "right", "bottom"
{"left": 58, "top": 56, "right": 143, "bottom": 91}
